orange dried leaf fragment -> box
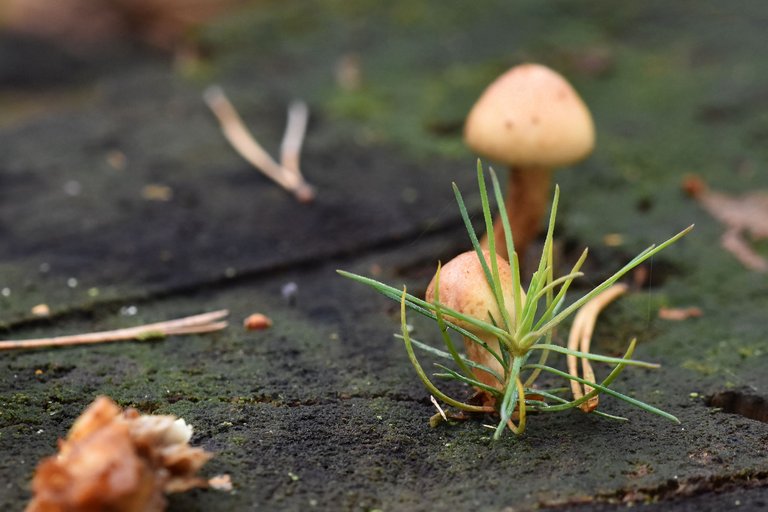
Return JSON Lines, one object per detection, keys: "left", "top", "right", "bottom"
{"left": 27, "top": 396, "right": 214, "bottom": 512}
{"left": 658, "top": 306, "right": 703, "bottom": 321}
{"left": 243, "top": 313, "right": 273, "bottom": 331}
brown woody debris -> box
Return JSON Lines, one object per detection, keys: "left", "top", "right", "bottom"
{"left": 658, "top": 306, "right": 703, "bottom": 321}
{"left": 684, "top": 175, "right": 768, "bottom": 272}
{"left": 27, "top": 396, "right": 215, "bottom": 512}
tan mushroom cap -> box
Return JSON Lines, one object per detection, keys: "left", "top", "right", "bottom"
{"left": 464, "top": 63, "right": 595, "bottom": 168}
{"left": 425, "top": 250, "right": 520, "bottom": 331}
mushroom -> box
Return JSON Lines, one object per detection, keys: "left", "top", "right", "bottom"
{"left": 425, "top": 250, "right": 524, "bottom": 394}
{"left": 464, "top": 63, "right": 595, "bottom": 261}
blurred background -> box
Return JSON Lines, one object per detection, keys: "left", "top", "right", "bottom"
{"left": 1, "top": 0, "right": 767, "bottom": 321}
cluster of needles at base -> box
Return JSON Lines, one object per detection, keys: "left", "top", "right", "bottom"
{"left": 339, "top": 162, "right": 692, "bottom": 439}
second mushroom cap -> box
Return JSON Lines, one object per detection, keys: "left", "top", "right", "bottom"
{"left": 464, "top": 63, "right": 595, "bottom": 168}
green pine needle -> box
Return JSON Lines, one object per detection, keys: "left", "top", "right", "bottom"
{"left": 338, "top": 161, "right": 691, "bottom": 439}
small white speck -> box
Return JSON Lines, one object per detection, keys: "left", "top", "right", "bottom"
{"left": 282, "top": 282, "right": 299, "bottom": 304}
{"left": 67, "top": 278, "right": 78, "bottom": 288}
{"left": 121, "top": 305, "right": 138, "bottom": 316}
{"left": 1, "top": 288, "right": 10, "bottom": 297}
{"left": 36, "top": 429, "right": 44, "bottom": 434}
{"left": 224, "top": 267, "right": 237, "bottom": 278}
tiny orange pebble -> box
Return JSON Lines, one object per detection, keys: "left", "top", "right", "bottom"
{"left": 243, "top": 313, "right": 272, "bottom": 331}
{"left": 31, "top": 304, "right": 51, "bottom": 317}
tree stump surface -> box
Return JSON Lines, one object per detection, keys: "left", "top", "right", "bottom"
{"left": 1, "top": 2, "right": 767, "bottom": 510}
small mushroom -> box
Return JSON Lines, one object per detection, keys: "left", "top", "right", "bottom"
{"left": 425, "top": 250, "right": 523, "bottom": 393}
{"left": 464, "top": 63, "right": 595, "bottom": 261}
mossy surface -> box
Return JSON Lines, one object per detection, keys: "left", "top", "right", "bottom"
{"left": 2, "top": 1, "right": 768, "bottom": 510}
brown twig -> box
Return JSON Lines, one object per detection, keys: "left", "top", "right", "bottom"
{"left": 0, "top": 310, "right": 229, "bottom": 351}
{"left": 204, "top": 86, "right": 314, "bottom": 203}
{"left": 567, "top": 283, "right": 628, "bottom": 412}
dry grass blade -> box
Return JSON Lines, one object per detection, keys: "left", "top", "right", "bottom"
{"left": 0, "top": 310, "right": 229, "bottom": 351}
{"left": 204, "top": 86, "right": 314, "bottom": 202}
{"left": 567, "top": 283, "right": 628, "bottom": 412}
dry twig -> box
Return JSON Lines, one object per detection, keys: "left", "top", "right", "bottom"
{"left": 204, "top": 86, "right": 315, "bottom": 203}
{"left": 0, "top": 310, "right": 228, "bottom": 351}
{"left": 567, "top": 283, "right": 628, "bottom": 412}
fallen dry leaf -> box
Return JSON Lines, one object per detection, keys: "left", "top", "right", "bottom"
{"left": 684, "top": 175, "right": 768, "bottom": 272}
{"left": 27, "top": 396, "right": 216, "bottom": 512}
{"left": 658, "top": 306, "right": 703, "bottom": 321}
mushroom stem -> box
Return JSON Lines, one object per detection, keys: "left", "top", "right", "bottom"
{"left": 481, "top": 165, "right": 551, "bottom": 262}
